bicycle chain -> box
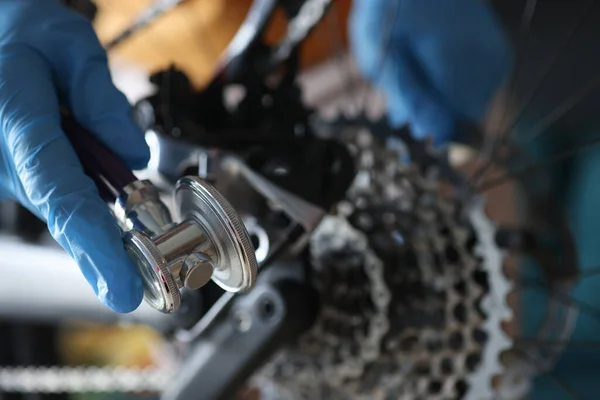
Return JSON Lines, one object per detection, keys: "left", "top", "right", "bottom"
{"left": 0, "top": 366, "right": 174, "bottom": 393}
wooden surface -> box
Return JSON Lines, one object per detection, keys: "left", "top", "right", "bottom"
{"left": 94, "top": 0, "right": 351, "bottom": 88}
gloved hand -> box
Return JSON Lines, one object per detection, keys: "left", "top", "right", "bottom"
{"left": 0, "top": 0, "right": 150, "bottom": 312}
{"left": 350, "top": 0, "right": 513, "bottom": 144}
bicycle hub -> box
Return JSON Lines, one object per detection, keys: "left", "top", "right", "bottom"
{"left": 61, "top": 113, "right": 258, "bottom": 313}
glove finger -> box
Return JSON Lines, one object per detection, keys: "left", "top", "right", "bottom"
{"left": 32, "top": 6, "right": 150, "bottom": 170}
{"left": 0, "top": 46, "right": 143, "bottom": 312}
{"left": 349, "top": 0, "right": 458, "bottom": 143}
{"left": 350, "top": 0, "right": 509, "bottom": 144}
{"left": 386, "top": 46, "right": 458, "bottom": 143}
{"left": 351, "top": 25, "right": 455, "bottom": 140}
{"left": 407, "top": 0, "right": 512, "bottom": 125}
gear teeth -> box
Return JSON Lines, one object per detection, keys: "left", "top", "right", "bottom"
{"left": 254, "top": 122, "right": 514, "bottom": 400}
{"left": 466, "top": 197, "right": 513, "bottom": 400}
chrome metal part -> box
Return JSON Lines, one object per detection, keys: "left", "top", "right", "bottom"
{"left": 123, "top": 220, "right": 214, "bottom": 313}
{"left": 124, "top": 219, "right": 217, "bottom": 313}
{"left": 198, "top": 150, "right": 222, "bottom": 182}
{"left": 115, "top": 180, "right": 174, "bottom": 236}
{"left": 244, "top": 216, "right": 271, "bottom": 264}
{"left": 181, "top": 252, "right": 214, "bottom": 290}
{"left": 117, "top": 177, "right": 257, "bottom": 313}
{"left": 153, "top": 220, "right": 214, "bottom": 290}
{"left": 175, "top": 176, "right": 258, "bottom": 293}
{"left": 124, "top": 229, "right": 181, "bottom": 313}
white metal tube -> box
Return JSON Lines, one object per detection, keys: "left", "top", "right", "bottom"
{"left": 0, "top": 236, "right": 171, "bottom": 330}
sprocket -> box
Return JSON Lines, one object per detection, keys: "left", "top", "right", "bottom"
{"left": 253, "top": 121, "right": 513, "bottom": 399}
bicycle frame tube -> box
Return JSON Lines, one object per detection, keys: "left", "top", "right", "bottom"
{"left": 0, "top": 235, "right": 172, "bottom": 331}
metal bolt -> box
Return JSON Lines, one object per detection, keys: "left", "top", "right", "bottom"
{"left": 181, "top": 253, "right": 214, "bottom": 290}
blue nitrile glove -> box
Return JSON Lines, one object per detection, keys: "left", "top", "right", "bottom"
{"left": 349, "top": 0, "right": 513, "bottom": 144}
{"left": 0, "top": 0, "right": 150, "bottom": 312}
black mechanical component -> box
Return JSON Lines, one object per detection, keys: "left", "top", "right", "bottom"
{"left": 138, "top": 64, "right": 308, "bottom": 149}
{"left": 164, "top": 260, "right": 319, "bottom": 400}
{"left": 243, "top": 135, "right": 355, "bottom": 209}
{"left": 133, "top": 0, "right": 350, "bottom": 209}
{"left": 138, "top": 64, "right": 355, "bottom": 209}
{"left": 135, "top": 0, "right": 330, "bottom": 147}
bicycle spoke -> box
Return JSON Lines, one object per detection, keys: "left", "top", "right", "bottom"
{"left": 497, "top": 0, "right": 595, "bottom": 142}
{"left": 534, "top": 369, "right": 586, "bottom": 399}
{"left": 511, "top": 347, "right": 587, "bottom": 400}
{"left": 474, "top": 0, "right": 596, "bottom": 185}
{"left": 520, "top": 265, "right": 600, "bottom": 280}
{"left": 521, "top": 279, "right": 600, "bottom": 328}
{"left": 517, "top": 337, "right": 600, "bottom": 349}
{"left": 478, "top": 132, "right": 600, "bottom": 191}
{"left": 522, "top": 73, "right": 600, "bottom": 143}
{"left": 471, "top": 0, "right": 541, "bottom": 184}
{"left": 522, "top": 0, "right": 539, "bottom": 29}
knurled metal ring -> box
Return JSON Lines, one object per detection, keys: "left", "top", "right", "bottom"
{"left": 175, "top": 176, "right": 258, "bottom": 292}
{"left": 123, "top": 229, "right": 181, "bottom": 313}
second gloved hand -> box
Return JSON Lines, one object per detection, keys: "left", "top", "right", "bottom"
{"left": 350, "top": 0, "right": 513, "bottom": 144}
{"left": 0, "top": 0, "right": 150, "bottom": 312}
